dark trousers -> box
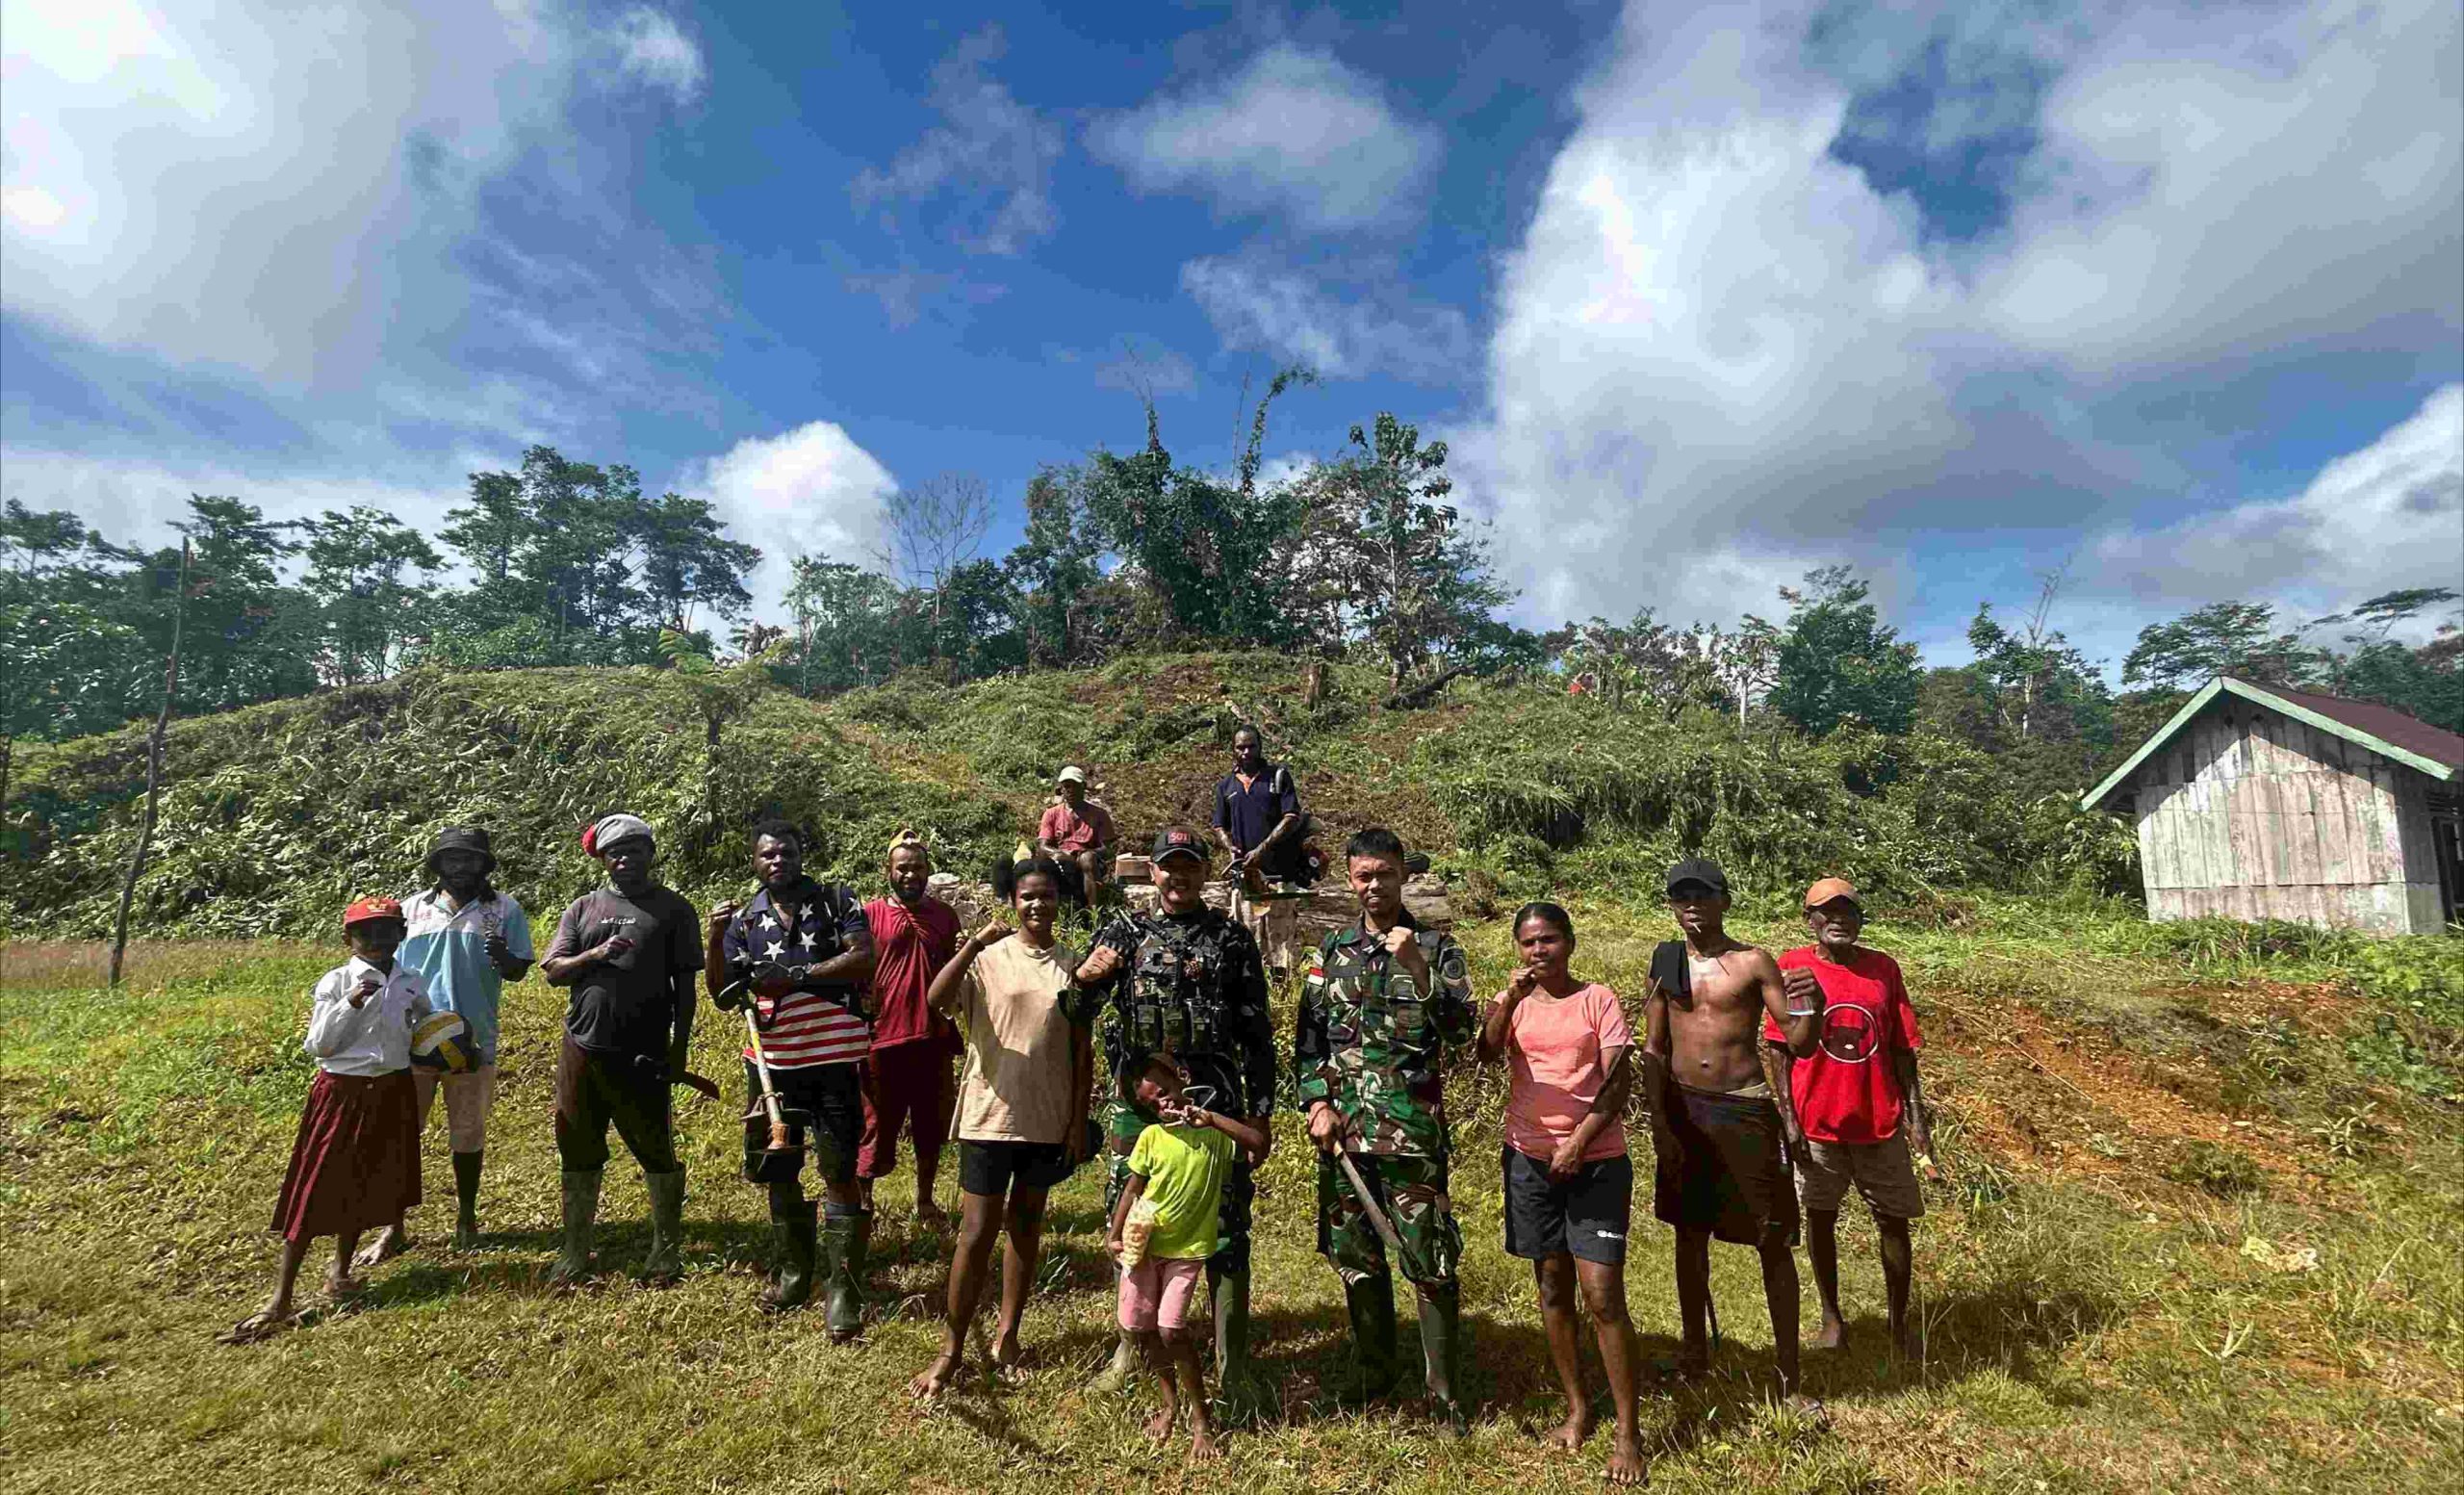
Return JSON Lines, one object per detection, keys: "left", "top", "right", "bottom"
{"left": 555, "top": 1037, "right": 680, "bottom": 1173}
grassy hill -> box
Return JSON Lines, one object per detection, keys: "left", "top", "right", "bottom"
{"left": 3, "top": 651, "right": 2135, "bottom": 940}
{"left": 3, "top": 655, "right": 2459, "bottom": 1492}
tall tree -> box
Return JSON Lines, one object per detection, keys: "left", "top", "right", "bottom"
{"left": 876, "top": 472, "right": 993, "bottom": 662}
{"left": 636, "top": 490, "right": 761, "bottom": 632}
{"left": 1004, "top": 468, "right": 1105, "bottom": 667}
{"left": 299, "top": 506, "right": 442, "bottom": 686}
{"left": 1297, "top": 413, "right": 1513, "bottom": 690}
{"left": 1768, "top": 566, "right": 1920, "bottom": 736}
{"left": 2120, "top": 601, "right": 2310, "bottom": 690}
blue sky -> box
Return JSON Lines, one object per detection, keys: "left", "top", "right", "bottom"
{"left": 4, "top": 0, "right": 2458, "bottom": 674}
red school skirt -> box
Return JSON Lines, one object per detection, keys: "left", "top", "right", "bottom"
{"left": 270, "top": 1070, "right": 423, "bottom": 1244}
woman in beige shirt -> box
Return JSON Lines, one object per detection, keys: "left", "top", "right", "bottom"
{"left": 907, "top": 857, "right": 1096, "bottom": 1399}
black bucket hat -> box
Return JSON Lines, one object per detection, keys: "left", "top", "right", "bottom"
{"left": 425, "top": 826, "right": 498, "bottom": 879}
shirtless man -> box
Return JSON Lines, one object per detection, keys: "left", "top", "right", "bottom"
{"left": 1641, "top": 858, "right": 1822, "bottom": 1405}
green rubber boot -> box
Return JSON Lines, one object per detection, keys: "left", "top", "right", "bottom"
{"left": 549, "top": 1169, "right": 602, "bottom": 1287}
{"left": 1211, "top": 1261, "right": 1273, "bottom": 1424}
{"left": 759, "top": 1199, "right": 818, "bottom": 1313}
{"left": 1418, "top": 1282, "right": 1471, "bottom": 1438}
{"left": 449, "top": 1149, "right": 484, "bottom": 1252}
{"left": 642, "top": 1169, "right": 686, "bottom": 1285}
{"left": 1089, "top": 1329, "right": 1140, "bottom": 1394}
{"left": 822, "top": 1205, "right": 868, "bottom": 1342}
{"left": 1337, "top": 1273, "right": 1399, "bottom": 1404}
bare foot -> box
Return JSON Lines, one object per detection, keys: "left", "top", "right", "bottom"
{"left": 908, "top": 1352, "right": 963, "bottom": 1401}
{"left": 322, "top": 1271, "right": 368, "bottom": 1307}
{"left": 1547, "top": 1404, "right": 1594, "bottom": 1451}
{"left": 353, "top": 1226, "right": 407, "bottom": 1270}
{"left": 1189, "top": 1426, "right": 1221, "bottom": 1461}
{"left": 1890, "top": 1322, "right": 1921, "bottom": 1358}
{"left": 1810, "top": 1317, "right": 1846, "bottom": 1352}
{"left": 990, "top": 1333, "right": 1025, "bottom": 1372}
{"left": 1606, "top": 1430, "right": 1648, "bottom": 1485}
{"left": 914, "top": 1201, "right": 951, "bottom": 1231}
{"left": 1783, "top": 1393, "right": 1829, "bottom": 1424}
{"left": 1143, "top": 1405, "right": 1176, "bottom": 1442}
{"left": 218, "top": 1303, "right": 296, "bottom": 1346}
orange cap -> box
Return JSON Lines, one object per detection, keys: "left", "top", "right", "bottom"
{"left": 1803, "top": 878, "right": 1861, "bottom": 911}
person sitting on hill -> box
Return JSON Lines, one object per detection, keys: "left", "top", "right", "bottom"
{"left": 1768, "top": 879, "right": 1938, "bottom": 1358}
{"left": 1037, "top": 765, "right": 1116, "bottom": 903}
{"left": 1211, "top": 728, "right": 1306, "bottom": 888}
{"left": 1642, "top": 858, "right": 1824, "bottom": 1408}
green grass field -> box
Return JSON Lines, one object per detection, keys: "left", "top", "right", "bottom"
{"left": 5, "top": 899, "right": 2461, "bottom": 1494}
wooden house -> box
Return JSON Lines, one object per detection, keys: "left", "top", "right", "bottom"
{"left": 2082, "top": 677, "right": 2464, "bottom": 934}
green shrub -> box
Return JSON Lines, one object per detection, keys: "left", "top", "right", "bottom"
{"left": 2162, "top": 1139, "right": 2266, "bottom": 1198}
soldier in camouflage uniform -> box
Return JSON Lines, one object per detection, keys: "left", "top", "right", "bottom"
{"left": 1077, "top": 827, "right": 1279, "bottom": 1408}
{"left": 1296, "top": 826, "right": 1478, "bottom": 1433}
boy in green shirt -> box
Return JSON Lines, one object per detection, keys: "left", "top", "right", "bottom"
{"left": 1106, "top": 1057, "right": 1268, "bottom": 1460}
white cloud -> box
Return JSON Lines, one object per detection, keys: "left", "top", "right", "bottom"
{"left": 1981, "top": 0, "right": 2462, "bottom": 374}
{"left": 1094, "top": 345, "right": 1196, "bottom": 396}
{"left": 678, "top": 422, "right": 900, "bottom": 613}
{"left": 849, "top": 26, "right": 1061, "bottom": 256}
{"left": 0, "top": 446, "right": 480, "bottom": 554}
{"left": 1181, "top": 255, "right": 1474, "bottom": 383}
{"left": 1090, "top": 43, "right": 1441, "bottom": 232}
{"left": 1454, "top": 0, "right": 2463, "bottom": 629}
{"left": 606, "top": 7, "right": 705, "bottom": 105}
{"left": 2087, "top": 384, "right": 2464, "bottom": 616}
{"left": 0, "top": 0, "right": 705, "bottom": 385}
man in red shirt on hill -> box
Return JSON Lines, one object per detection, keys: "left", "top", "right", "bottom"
{"left": 860, "top": 832, "right": 963, "bottom": 1229}
{"left": 1764, "top": 878, "right": 1938, "bottom": 1357}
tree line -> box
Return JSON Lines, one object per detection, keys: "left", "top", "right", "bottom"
{"left": 5, "top": 384, "right": 2458, "bottom": 802}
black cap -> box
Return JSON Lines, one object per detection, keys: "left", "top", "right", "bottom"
{"left": 426, "top": 826, "right": 497, "bottom": 877}
{"left": 1151, "top": 826, "right": 1211, "bottom": 864}
{"left": 1664, "top": 857, "right": 1728, "bottom": 897}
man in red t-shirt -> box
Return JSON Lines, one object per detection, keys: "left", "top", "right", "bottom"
{"left": 1764, "top": 878, "right": 1938, "bottom": 1356}
{"left": 859, "top": 834, "right": 963, "bottom": 1229}
{"left": 1037, "top": 766, "right": 1115, "bottom": 903}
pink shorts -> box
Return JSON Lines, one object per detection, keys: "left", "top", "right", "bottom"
{"left": 1116, "top": 1256, "right": 1205, "bottom": 1332}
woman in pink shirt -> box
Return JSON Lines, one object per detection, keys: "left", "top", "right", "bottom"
{"left": 1477, "top": 902, "right": 1646, "bottom": 1487}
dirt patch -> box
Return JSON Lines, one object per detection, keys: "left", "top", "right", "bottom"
{"left": 1929, "top": 996, "right": 2332, "bottom": 1201}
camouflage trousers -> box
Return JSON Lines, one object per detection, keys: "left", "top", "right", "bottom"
{"left": 1103, "top": 1099, "right": 1254, "bottom": 1276}
{"left": 1316, "top": 1150, "right": 1460, "bottom": 1288}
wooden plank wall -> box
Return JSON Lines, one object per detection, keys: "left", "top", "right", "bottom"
{"left": 2128, "top": 700, "right": 2440, "bottom": 934}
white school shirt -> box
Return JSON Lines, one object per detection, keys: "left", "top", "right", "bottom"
{"left": 303, "top": 957, "right": 434, "bottom": 1076}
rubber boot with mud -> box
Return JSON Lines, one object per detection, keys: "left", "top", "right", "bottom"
{"left": 1210, "top": 1260, "right": 1272, "bottom": 1424}
{"left": 1089, "top": 1329, "right": 1140, "bottom": 1394}
{"left": 1335, "top": 1273, "right": 1399, "bottom": 1404}
{"left": 822, "top": 1204, "right": 868, "bottom": 1341}
{"left": 760, "top": 1198, "right": 818, "bottom": 1313}
{"left": 1418, "top": 1282, "right": 1471, "bottom": 1438}
{"left": 449, "top": 1149, "right": 484, "bottom": 1251}
{"left": 642, "top": 1169, "right": 686, "bottom": 1285}
{"left": 548, "top": 1169, "right": 602, "bottom": 1287}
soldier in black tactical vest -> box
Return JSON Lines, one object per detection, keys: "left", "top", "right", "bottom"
{"left": 1076, "top": 827, "right": 1278, "bottom": 1412}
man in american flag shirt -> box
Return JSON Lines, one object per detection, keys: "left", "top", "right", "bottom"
{"left": 705, "top": 818, "right": 876, "bottom": 1335}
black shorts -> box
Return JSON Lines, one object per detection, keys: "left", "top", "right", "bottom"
{"left": 743, "top": 1060, "right": 862, "bottom": 1185}
{"left": 1653, "top": 1084, "right": 1799, "bottom": 1247}
{"left": 1503, "top": 1146, "right": 1633, "bottom": 1264}
{"left": 960, "top": 1139, "right": 1074, "bottom": 1198}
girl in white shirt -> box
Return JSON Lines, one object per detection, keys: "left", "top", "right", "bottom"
{"left": 224, "top": 896, "right": 433, "bottom": 1343}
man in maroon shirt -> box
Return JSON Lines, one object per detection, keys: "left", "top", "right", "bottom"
{"left": 1764, "top": 878, "right": 1938, "bottom": 1357}
{"left": 859, "top": 832, "right": 963, "bottom": 1228}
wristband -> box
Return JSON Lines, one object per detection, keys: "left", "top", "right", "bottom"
{"left": 1785, "top": 1007, "right": 1822, "bottom": 1018}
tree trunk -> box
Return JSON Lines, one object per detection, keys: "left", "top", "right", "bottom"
{"left": 110, "top": 540, "right": 190, "bottom": 989}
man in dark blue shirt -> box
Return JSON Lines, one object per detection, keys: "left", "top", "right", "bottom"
{"left": 1212, "top": 728, "right": 1306, "bottom": 885}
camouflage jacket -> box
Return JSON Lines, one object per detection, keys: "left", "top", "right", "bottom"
{"left": 1295, "top": 915, "right": 1476, "bottom": 1158}
{"left": 1087, "top": 908, "right": 1278, "bottom": 1119}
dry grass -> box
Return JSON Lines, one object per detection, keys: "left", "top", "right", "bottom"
{"left": 3, "top": 908, "right": 2461, "bottom": 1493}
